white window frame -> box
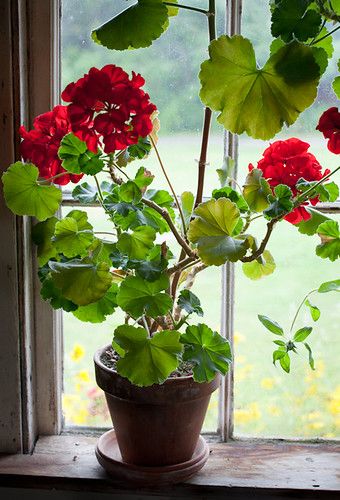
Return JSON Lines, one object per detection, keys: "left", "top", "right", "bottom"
{"left": 0, "top": 0, "right": 339, "bottom": 454}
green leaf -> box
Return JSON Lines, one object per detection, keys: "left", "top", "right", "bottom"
{"left": 318, "top": 279, "right": 340, "bottom": 293}
{"left": 117, "top": 226, "right": 156, "bottom": 260}
{"left": 180, "top": 324, "right": 232, "bottom": 382}
{"left": 113, "top": 326, "right": 182, "bottom": 387}
{"left": 279, "top": 353, "right": 291, "bottom": 373}
{"left": 134, "top": 167, "right": 154, "bottom": 191}
{"left": 177, "top": 290, "right": 203, "bottom": 317}
{"left": 297, "top": 208, "right": 332, "bottom": 236}
{"left": 2, "top": 162, "right": 62, "bottom": 221}
{"left": 216, "top": 157, "right": 235, "bottom": 187}
{"left": 39, "top": 272, "right": 78, "bottom": 312}
{"left": 307, "top": 27, "right": 334, "bottom": 59}
{"left": 316, "top": 220, "right": 340, "bottom": 261}
{"left": 180, "top": 191, "right": 195, "bottom": 228}
{"left": 58, "top": 133, "right": 87, "bottom": 173}
{"left": 32, "top": 217, "right": 58, "bottom": 266}
{"left": 127, "top": 137, "right": 151, "bottom": 159}
{"left": 132, "top": 245, "right": 168, "bottom": 281}
{"left": 91, "top": 0, "right": 169, "bottom": 50}
{"left": 271, "top": 0, "right": 322, "bottom": 42}
{"left": 116, "top": 274, "right": 173, "bottom": 319}
{"left": 164, "top": 0, "right": 178, "bottom": 16}
{"left": 293, "top": 326, "right": 313, "bottom": 342}
{"left": 188, "top": 198, "right": 248, "bottom": 266}
{"left": 273, "top": 349, "right": 286, "bottom": 364}
{"left": 53, "top": 210, "right": 94, "bottom": 258}
{"left": 333, "top": 70, "right": 340, "bottom": 99}
{"left": 199, "top": 36, "right": 320, "bottom": 140}
{"left": 242, "top": 250, "right": 276, "bottom": 280}
{"left": 305, "top": 299, "right": 320, "bottom": 321}
{"left": 258, "top": 314, "right": 284, "bottom": 335}
{"left": 243, "top": 169, "right": 272, "bottom": 212}
{"left": 144, "top": 189, "right": 174, "bottom": 212}
{"left": 49, "top": 259, "right": 112, "bottom": 306}
{"left": 273, "top": 340, "right": 286, "bottom": 347}
{"left": 264, "top": 184, "right": 293, "bottom": 219}
{"left": 296, "top": 178, "right": 339, "bottom": 202}
{"left": 304, "top": 342, "right": 315, "bottom": 370}
{"left": 119, "top": 181, "right": 142, "bottom": 204}
{"left": 212, "top": 186, "right": 249, "bottom": 213}
{"left": 90, "top": 239, "right": 116, "bottom": 266}
{"left": 72, "top": 283, "right": 118, "bottom": 323}
{"left": 72, "top": 182, "right": 98, "bottom": 204}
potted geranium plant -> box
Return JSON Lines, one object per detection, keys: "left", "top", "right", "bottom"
{"left": 1, "top": 0, "right": 340, "bottom": 485}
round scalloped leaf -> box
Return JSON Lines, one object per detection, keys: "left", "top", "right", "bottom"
{"left": 72, "top": 283, "right": 118, "bottom": 323}
{"left": 113, "top": 325, "right": 182, "bottom": 386}
{"left": 2, "top": 162, "right": 62, "bottom": 221}
{"left": 180, "top": 324, "right": 232, "bottom": 382}
{"left": 49, "top": 259, "right": 112, "bottom": 306}
{"left": 32, "top": 217, "right": 58, "bottom": 266}
{"left": 117, "top": 226, "right": 156, "bottom": 260}
{"left": 116, "top": 273, "right": 172, "bottom": 319}
{"left": 316, "top": 220, "right": 340, "bottom": 261}
{"left": 40, "top": 273, "right": 78, "bottom": 312}
{"left": 91, "top": 0, "right": 169, "bottom": 50}
{"left": 199, "top": 36, "right": 320, "bottom": 140}
{"left": 271, "top": 0, "right": 322, "bottom": 42}
{"left": 242, "top": 250, "right": 276, "bottom": 280}
{"left": 53, "top": 210, "right": 94, "bottom": 258}
{"left": 243, "top": 169, "right": 272, "bottom": 212}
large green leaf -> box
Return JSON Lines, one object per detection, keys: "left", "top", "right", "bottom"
{"left": 242, "top": 250, "right": 276, "bottom": 280}
{"left": 2, "top": 162, "right": 62, "bottom": 221}
{"left": 199, "top": 36, "right": 320, "bottom": 140}
{"left": 113, "top": 325, "right": 183, "bottom": 387}
{"left": 117, "top": 226, "right": 156, "bottom": 260}
{"left": 180, "top": 324, "right": 232, "bottom": 382}
{"left": 271, "top": 0, "right": 322, "bottom": 42}
{"left": 53, "top": 210, "right": 94, "bottom": 258}
{"left": 297, "top": 208, "right": 332, "bottom": 236}
{"left": 39, "top": 272, "right": 78, "bottom": 312}
{"left": 72, "top": 182, "right": 98, "bottom": 204}
{"left": 32, "top": 217, "right": 58, "bottom": 266}
{"left": 49, "top": 259, "right": 112, "bottom": 306}
{"left": 177, "top": 290, "right": 203, "bottom": 317}
{"left": 316, "top": 220, "right": 340, "bottom": 261}
{"left": 187, "top": 198, "right": 249, "bottom": 265}
{"left": 116, "top": 274, "right": 173, "bottom": 318}
{"left": 243, "top": 169, "right": 272, "bottom": 212}
{"left": 72, "top": 283, "right": 118, "bottom": 323}
{"left": 58, "top": 133, "right": 104, "bottom": 175}
{"left": 91, "top": 0, "right": 169, "bottom": 50}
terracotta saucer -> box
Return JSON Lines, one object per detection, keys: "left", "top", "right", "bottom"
{"left": 95, "top": 429, "right": 209, "bottom": 486}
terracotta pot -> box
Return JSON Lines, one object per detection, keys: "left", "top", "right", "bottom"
{"left": 94, "top": 344, "right": 220, "bottom": 467}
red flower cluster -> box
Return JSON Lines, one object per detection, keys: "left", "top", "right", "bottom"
{"left": 61, "top": 65, "right": 157, "bottom": 154}
{"left": 316, "top": 107, "right": 340, "bottom": 154}
{"left": 249, "top": 138, "right": 330, "bottom": 224}
{"left": 20, "top": 105, "right": 83, "bottom": 186}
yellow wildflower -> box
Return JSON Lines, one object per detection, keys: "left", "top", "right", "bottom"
{"left": 70, "top": 343, "right": 85, "bottom": 362}
{"left": 76, "top": 370, "right": 91, "bottom": 383}
{"left": 234, "top": 331, "right": 245, "bottom": 345}
{"left": 73, "top": 408, "right": 89, "bottom": 425}
{"left": 327, "top": 386, "right": 340, "bottom": 416}
{"left": 307, "top": 421, "right": 324, "bottom": 430}
{"left": 234, "top": 402, "right": 261, "bottom": 424}
{"left": 261, "top": 378, "right": 275, "bottom": 390}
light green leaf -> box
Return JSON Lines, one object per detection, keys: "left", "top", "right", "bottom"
{"left": 53, "top": 210, "right": 94, "bottom": 258}
{"left": 242, "top": 250, "right": 276, "bottom": 280}
{"left": 188, "top": 198, "right": 248, "bottom": 265}
{"left": 39, "top": 271, "right": 78, "bottom": 312}
{"left": 333, "top": 73, "right": 340, "bottom": 99}
{"left": 49, "top": 259, "right": 112, "bottom": 306}
{"left": 32, "top": 217, "right": 58, "bottom": 266}
{"left": 72, "top": 182, "right": 98, "bottom": 204}
{"left": 273, "top": 349, "right": 286, "bottom": 364}
{"left": 113, "top": 325, "right": 182, "bottom": 386}
{"left": 91, "top": 0, "right": 169, "bottom": 50}
{"left": 279, "top": 353, "right": 291, "bottom": 373}
{"left": 305, "top": 299, "right": 320, "bottom": 321}
{"left": 134, "top": 167, "right": 154, "bottom": 191}
{"left": 216, "top": 156, "right": 235, "bottom": 187}
{"left": 297, "top": 208, "right": 332, "bottom": 236}
{"left": 212, "top": 186, "right": 249, "bottom": 213}
{"left": 304, "top": 342, "right": 315, "bottom": 370}
{"left": 117, "top": 226, "right": 156, "bottom": 260}
{"left": 90, "top": 239, "right": 116, "bottom": 266}
{"left": 164, "top": 0, "right": 178, "bottom": 16}
{"left": 293, "top": 326, "right": 313, "bottom": 342}
{"left": 180, "top": 191, "right": 195, "bottom": 228}
{"left": 199, "top": 36, "right": 320, "bottom": 140}
{"left": 318, "top": 279, "right": 340, "bottom": 293}
{"left": 2, "top": 162, "right": 62, "bottom": 221}
{"left": 316, "top": 220, "right": 340, "bottom": 261}
{"left": 72, "top": 283, "right": 118, "bottom": 323}
{"left": 258, "top": 314, "right": 284, "bottom": 335}
{"left": 180, "top": 324, "right": 232, "bottom": 382}
{"left": 119, "top": 181, "right": 142, "bottom": 204}
{"left": 116, "top": 274, "right": 173, "bottom": 319}
{"left": 58, "top": 133, "right": 87, "bottom": 173}
{"left": 177, "top": 290, "right": 203, "bottom": 317}
{"left": 243, "top": 169, "right": 272, "bottom": 212}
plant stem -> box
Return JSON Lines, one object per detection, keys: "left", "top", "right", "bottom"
{"left": 194, "top": 0, "right": 216, "bottom": 207}
{"left": 38, "top": 171, "right": 68, "bottom": 183}
{"left": 167, "top": 256, "right": 198, "bottom": 275}
{"left": 312, "top": 23, "right": 340, "bottom": 44}
{"left": 94, "top": 175, "right": 104, "bottom": 202}
{"left": 294, "top": 165, "right": 340, "bottom": 204}
{"left": 113, "top": 162, "right": 131, "bottom": 180}
{"left": 142, "top": 315, "right": 151, "bottom": 336}
{"left": 163, "top": 1, "right": 209, "bottom": 15}
{"left": 142, "top": 196, "right": 196, "bottom": 258}
{"left": 241, "top": 219, "right": 277, "bottom": 262}
{"left": 94, "top": 231, "right": 116, "bottom": 236}
{"left": 149, "top": 135, "right": 187, "bottom": 235}
{"left": 289, "top": 289, "right": 318, "bottom": 333}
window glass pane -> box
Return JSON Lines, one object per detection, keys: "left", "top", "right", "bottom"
{"left": 234, "top": 1, "right": 340, "bottom": 438}
{"left": 61, "top": 0, "right": 224, "bottom": 430}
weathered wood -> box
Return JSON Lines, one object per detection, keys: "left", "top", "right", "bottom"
{"left": 0, "top": 436, "right": 339, "bottom": 498}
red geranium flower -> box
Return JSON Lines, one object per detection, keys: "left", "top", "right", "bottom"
{"left": 249, "top": 138, "right": 330, "bottom": 224}
{"left": 61, "top": 65, "right": 157, "bottom": 154}
{"left": 19, "top": 105, "right": 83, "bottom": 186}
{"left": 316, "top": 107, "right": 340, "bottom": 154}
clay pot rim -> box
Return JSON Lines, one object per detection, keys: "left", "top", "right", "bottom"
{"left": 94, "top": 344, "right": 195, "bottom": 386}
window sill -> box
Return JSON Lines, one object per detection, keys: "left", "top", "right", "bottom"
{"left": 0, "top": 435, "right": 339, "bottom": 498}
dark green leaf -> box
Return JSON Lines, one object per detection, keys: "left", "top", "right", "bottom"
{"left": 127, "top": 137, "right": 151, "bottom": 159}
{"left": 271, "top": 0, "right": 322, "bottom": 42}
{"left": 212, "top": 186, "right": 249, "bottom": 213}
{"left": 293, "top": 326, "right": 313, "bottom": 342}
{"left": 264, "top": 184, "right": 293, "bottom": 219}
{"left": 258, "top": 314, "right": 284, "bottom": 335}
{"left": 180, "top": 324, "right": 232, "bottom": 382}
{"left": 39, "top": 273, "right": 78, "bottom": 312}
{"left": 72, "top": 183, "right": 97, "bottom": 204}
{"left": 304, "top": 342, "right": 315, "bottom": 370}
{"left": 72, "top": 283, "right": 118, "bottom": 323}
{"left": 32, "top": 217, "right": 58, "bottom": 266}
{"left": 177, "top": 290, "right": 203, "bottom": 317}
